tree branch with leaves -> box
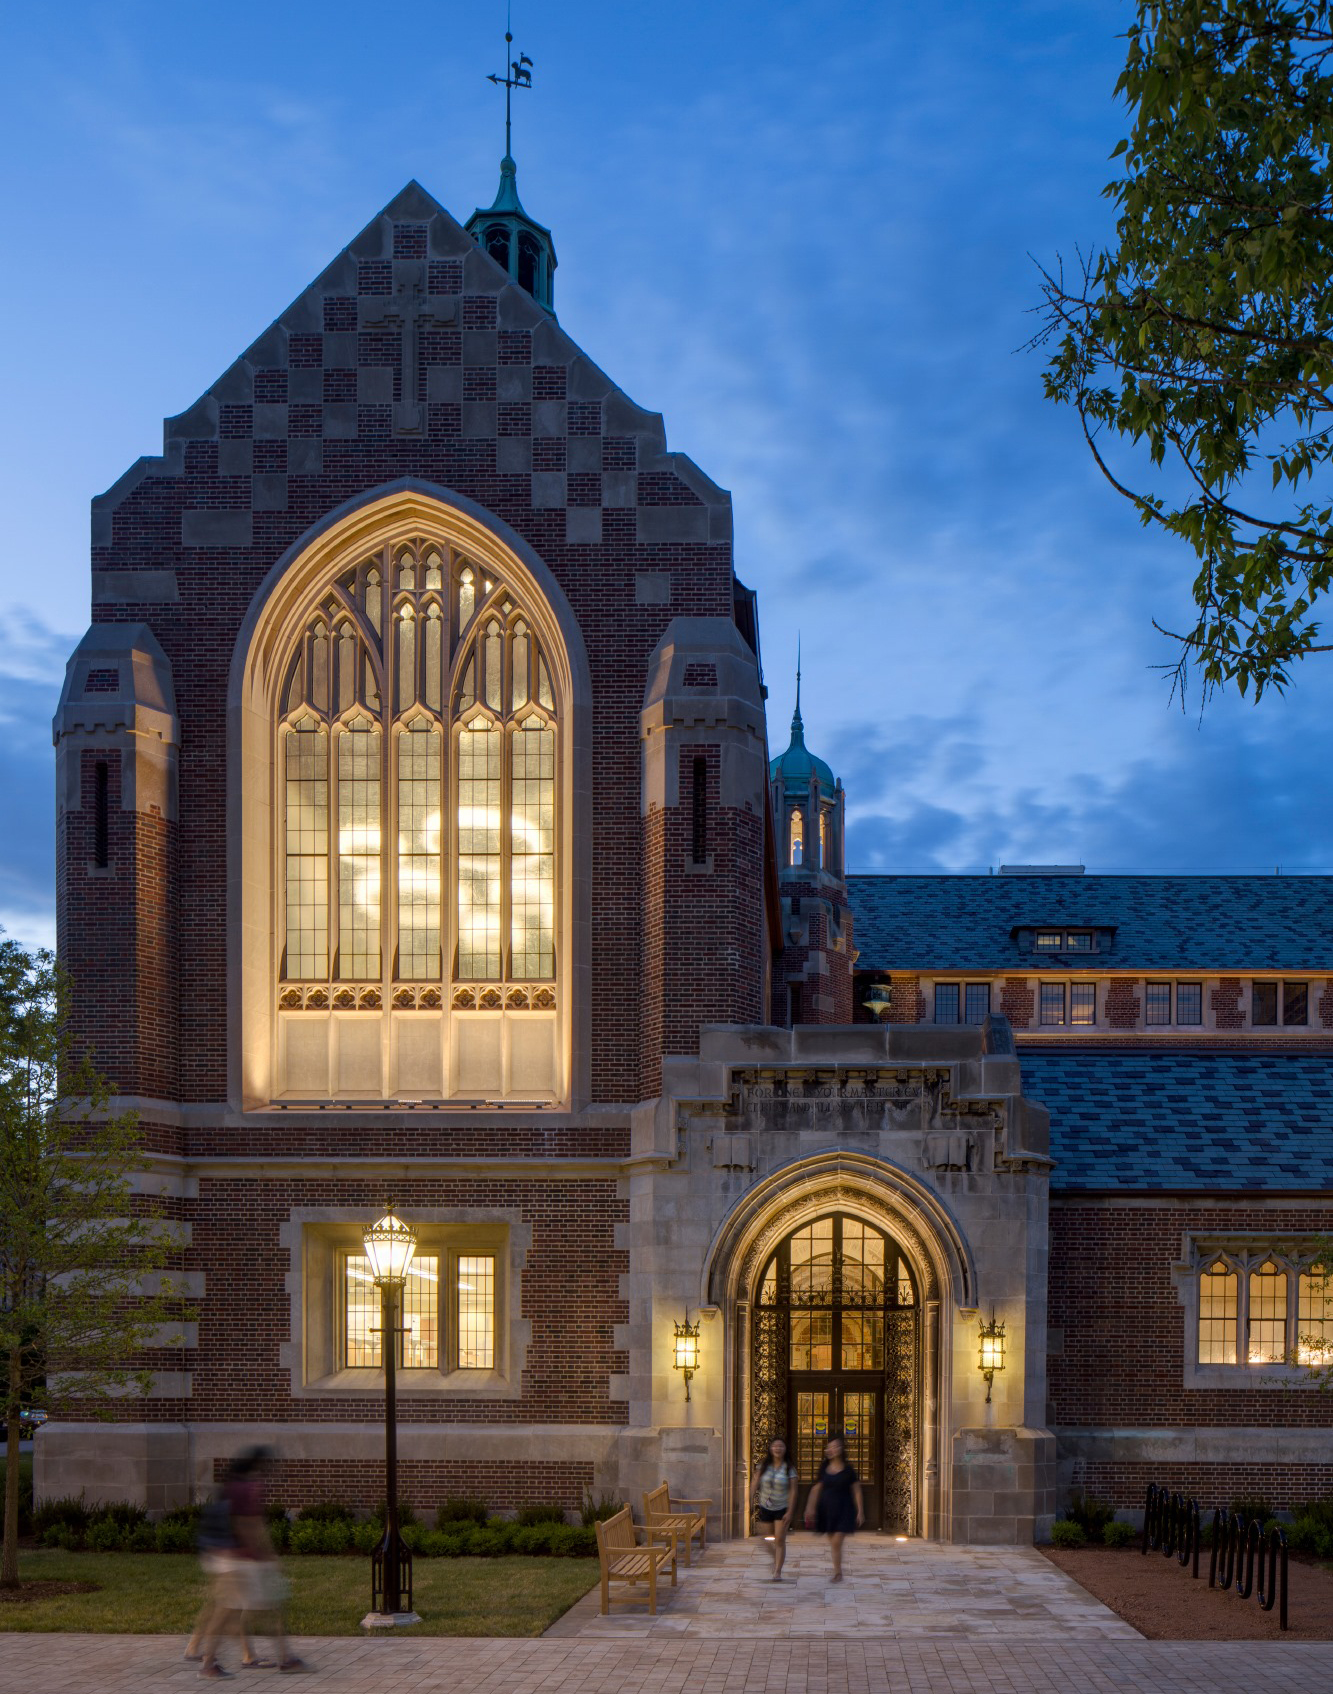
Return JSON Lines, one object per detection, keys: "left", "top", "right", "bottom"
{"left": 0, "top": 939, "right": 188, "bottom": 1589}
{"left": 1038, "top": 0, "right": 1333, "bottom": 700}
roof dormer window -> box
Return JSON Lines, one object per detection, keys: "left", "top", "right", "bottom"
{"left": 1032, "top": 929, "right": 1096, "bottom": 953}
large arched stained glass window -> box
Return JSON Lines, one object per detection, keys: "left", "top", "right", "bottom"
{"left": 277, "top": 539, "right": 559, "bottom": 1009}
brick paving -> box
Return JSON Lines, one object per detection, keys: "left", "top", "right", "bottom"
{"left": 5, "top": 1538, "right": 1333, "bottom": 1689}
{"left": 1, "top": 1632, "right": 1332, "bottom": 1693}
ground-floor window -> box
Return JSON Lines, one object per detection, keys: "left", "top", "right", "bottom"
{"left": 1189, "top": 1247, "right": 1333, "bottom": 1373}
{"left": 343, "top": 1249, "right": 494, "bottom": 1372}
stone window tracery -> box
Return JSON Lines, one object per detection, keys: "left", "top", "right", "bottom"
{"left": 277, "top": 539, "right": 558, "bottom": 1005}
{"left": 1184, "top": 1245, "right": 1333, "bottom": 1374}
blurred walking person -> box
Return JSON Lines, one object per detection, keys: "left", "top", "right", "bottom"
{"left": 803, "top": 1434, "right": 863, "bottom": 1583}
{"left": 750, "top": 1436, "right": 798, "bottom": 1580}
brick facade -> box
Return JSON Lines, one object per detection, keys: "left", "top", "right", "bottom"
{"left": 69, "top": 184, "right": 760, "bottom": 1110}
{"left": 1213, "top": 977, "right": 1246, "bottom": 1030}
{"left": 1049, "top": 1198, "right": 1333, "bottom": 1508}
{"left": 1105, "top": 979, "right": 1141, "bottom": 1030}
{"left": 999, "top": 976, "right": 1034, "bottom": 1028}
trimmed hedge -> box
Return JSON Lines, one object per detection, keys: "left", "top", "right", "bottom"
{"left": 24, "top": 1492, "right": 598, "bottom": 1558}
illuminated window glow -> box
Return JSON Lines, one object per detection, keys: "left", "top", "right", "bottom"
{"left": 1198, "top": 1261, "right": 1237, "bottom": 1364}
{"left": 1248, "top": 1263, "right": 1288, "bottom": 1363}
{"left": 1298, "top": 1268, "right": 1333, "bottom": 1366}
{"left": 277, "top": 539, "right": 560, "bottom": 998}
{"left": 344, "top": 1251, "right": 440, "bottom": 1368}
{"left": 457, "top": 1255, "right": 495, "bottom": 1368}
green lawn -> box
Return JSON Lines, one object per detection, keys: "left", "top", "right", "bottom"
{"left": 1, "top": 1551, "right": 595, "bottom": 1636}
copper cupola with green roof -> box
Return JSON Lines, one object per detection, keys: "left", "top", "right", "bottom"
{"left": 466, "top": 28, "right": 557, "bottom": 311}
{"left": 770, "top": 660, "right": 844, "bottom": 879}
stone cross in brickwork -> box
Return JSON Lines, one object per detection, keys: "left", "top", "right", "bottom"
{"left": 365, "top": 261, "right": 457, "bottom": 437}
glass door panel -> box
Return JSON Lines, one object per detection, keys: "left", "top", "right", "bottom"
{"left": 794, "top": 1390, "right": 829, "bottom": 1482}
{"left": 841, "top": 1391, "right": 876, "bottom": 1484}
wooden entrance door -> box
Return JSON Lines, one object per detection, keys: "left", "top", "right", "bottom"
{"left": 791, "top": 1382, "right": 885, "bottom": 1530}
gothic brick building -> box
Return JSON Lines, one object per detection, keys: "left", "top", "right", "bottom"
{"left": 42, "top": 162, "right": 1333, "bottom": 1541}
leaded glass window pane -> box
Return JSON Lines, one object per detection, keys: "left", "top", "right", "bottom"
{"left": 397, "top": 722, "right": 441, "bottom": 979}
{"left": 1198, "top": 1261, "right": 1237, "bottom": 1364}
{"left": 402, "top": 1256, "right": 440, "bottom": 1368}
{"left": 283, "top": 722, "right": 327, "bottom": 978}
{"left": 934, "top": 982, "right": 960, "bottom": 1024}
{"left": 1145, "top": 982, "right": 1171, "bottom": 1025}
{"left": 1248, "top": 1264, "right": 1288, "bottom": 1363}
{"left": 1298, "top": 1268, "right": 1333, "bottom": 1366}
{"left": 1176, "top": 982, "right": 1202, "bottom": 1026}
{"left": 841, "top": 1220, "right": 885, "bottom": 1301}
{"left": 511, "top": 722, "right": 555, "bottom": 979}
{"left": 345, "top": 1252, "right": 440, "bottom": 1368}
{"left": 277, "top": 539, "right": 561, "bottom": 1016}
{"left": 337, "top": 722, "right": 381, "bottom": 979}
{"left": 1252, "top": 982, "right": 1278, "bottom": 1025}
{"left": 841, "top": 1312, "right": 884, "bottom": 1371}
{"left": 1283, "top": 981, "right": 1309, "bottom": 1026}
{"left": 1070, "top": 982, "right": 1096, "bottom": 1026}
{"left": 457, "top": 723, "right": 502, "bottom": 978}
{"left": 1039, "top": 982, "right": 1065, "bottom": 1025}
{"left": 457, "top": 1255, "right": 495, "bottom": 1368}
{"left": 791, "top": 1311, "right": 833, "bottom": 1371}
{"left": 964, "top": 983, "right": 991, "bottom": 1025}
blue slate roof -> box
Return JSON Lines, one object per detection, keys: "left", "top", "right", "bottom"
{"left": 847, "top": 874, "right": 1333, "bottom": 972}
{"left": 1022, "top": 1050, "right": 1333, "bottom": 1191}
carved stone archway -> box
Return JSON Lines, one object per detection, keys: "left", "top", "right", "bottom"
{"left": 702, "top": 1152, "right": 969, "bottom": 1539}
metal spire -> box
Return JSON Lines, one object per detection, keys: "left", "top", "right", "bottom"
{"left": 792, "top": 637, "right": 804, "bottom": 743}
{"left": 487, "top": 3, "right": 533, "bottom": 165}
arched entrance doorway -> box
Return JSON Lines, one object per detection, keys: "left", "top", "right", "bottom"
{"left": 751, "top": 1212, "right": 918, "bottom": 1532}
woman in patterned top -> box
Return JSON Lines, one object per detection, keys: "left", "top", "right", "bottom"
{"left": 750, "top": 1437, "right": 799, "bottom": 1580}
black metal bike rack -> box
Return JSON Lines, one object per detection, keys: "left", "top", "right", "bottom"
{"left": 1208, "top": 1505, "right": 1288, "bottom": 1632}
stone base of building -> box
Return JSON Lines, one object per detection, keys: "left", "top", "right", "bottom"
{"left": 1055, "top": 1425, "right": 1333, "bottom": 1517}
{"left": 951, "top": 1426, "right": 1056, "bottom": 1544}
{"left": 34, "top": 1421, "right": 724, "bottom": 1530}
{"left": 42, "top": 1420, "right": 1057, "bottom": 1545}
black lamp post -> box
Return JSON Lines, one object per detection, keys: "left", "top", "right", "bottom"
{"left": 362, "top": 1204, "right": 419, "bottom": 1626}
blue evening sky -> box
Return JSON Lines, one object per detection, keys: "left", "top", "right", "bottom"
{"left": 3, "top": 0, "right": 1329, "bottom": 951}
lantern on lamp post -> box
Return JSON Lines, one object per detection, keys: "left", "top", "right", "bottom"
{"left": 362, "top": 1204, "right": 420, "bottom": 1626}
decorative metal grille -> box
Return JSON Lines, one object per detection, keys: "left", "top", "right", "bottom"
{"left": 750, "top": 1212, "right": 919, "bottom": 1533}
{"left": 751, "top": 1307, "right": 788, "bottom": 1480}
{"left": 884, "top": 1308, "right": 917, "bottom": 1533}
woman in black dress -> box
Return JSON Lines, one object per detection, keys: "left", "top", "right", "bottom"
{"left": 802, "top": 1435, "right": 864, "bottom": 1582}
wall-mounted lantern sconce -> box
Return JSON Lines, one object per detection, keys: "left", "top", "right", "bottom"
{"left": 978, "top": 1309, "right": 1006, "bottom": 1404}
{"left": 673, "top": 1312, "right": 701, "bottom": 1401}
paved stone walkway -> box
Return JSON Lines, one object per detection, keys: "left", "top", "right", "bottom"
{"left": 547, "top": 1532, "right": 1141, "bottom": 1638}
{"left": 4, "top": 1539, "right": 1332, "bottom": 1690}
{"left": 1, "top": 1632, "right": 1332, "bottom": 1693}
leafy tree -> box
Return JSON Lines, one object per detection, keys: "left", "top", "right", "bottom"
{"left": 1039, "top": 1, "right": 1333, "bottom": 700}
{"left": 0, "top": 939, "right": 186, "bottom": 1588}
{"left": 1288, "top": 1240, "right": 1333, "bottom": 1390}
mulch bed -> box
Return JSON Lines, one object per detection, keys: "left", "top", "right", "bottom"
{"left": 1041, "top": 1544, "right": 1333, "bottom": 1640}
{"left": 0, "top": 1580, "right": 101, "bottom": 1604}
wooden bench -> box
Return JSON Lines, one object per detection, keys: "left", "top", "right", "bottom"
{"left": 643, "top": 1483, "right": 712, "bottom": 1567}
{"left": 594, "top": 1505, "right": 677, "bottom": 1614}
